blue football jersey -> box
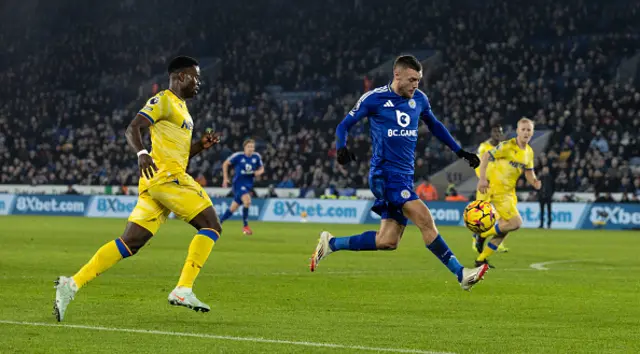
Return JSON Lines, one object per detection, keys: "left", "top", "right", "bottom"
{"left": 227, "top": 152, "right": 263, "bottom": 187}
{"left": 336, "top": 84, "right": 461, "bottom": 175}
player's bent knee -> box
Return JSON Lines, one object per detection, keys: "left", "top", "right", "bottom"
{"left": 511, "top": 215, "right": 523, "bottom": 231}
{"left": 120, "top": 222, "right": 154, "bottom": 255}
{"left": 189, "top": 207, "right": 223, "bottom": 234}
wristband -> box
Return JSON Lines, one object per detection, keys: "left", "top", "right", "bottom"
{"left": 137, "top": 149, "right": 149, "bottom": 157}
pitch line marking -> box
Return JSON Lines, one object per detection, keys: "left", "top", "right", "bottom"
{"left": 0, "top": 320, "right": 454, "bottom": 354}
{"left": 529, "top": 260, "right": 583, "bottom": 270}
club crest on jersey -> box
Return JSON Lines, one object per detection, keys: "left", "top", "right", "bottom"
{"left": 401, "top": 190, "right": 411, "bottom": 199}
{"left": 408, "top": 99, "right": 416, "bottom": 109}
{"left": 252, "top": 158, "right": 257, "bottom": 163}
{"left": 181, "top": 120, "right": 194, "bottom": 131}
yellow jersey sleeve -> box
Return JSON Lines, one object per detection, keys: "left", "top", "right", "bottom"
{"left": 475, "top": 141, "right": 495, "bottom": 177}
{"left": 477, "top": 141, "right": 495, "bottom": 156}
{"left": 137, "top": 92, "right": 170, "bottom": 124}
{"left": 525, "top": 146, "right": 535, "bottom": 170}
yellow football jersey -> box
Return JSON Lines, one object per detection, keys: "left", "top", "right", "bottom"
{"left": 475, "top": 139, "right": 496, "bottom": 177}
{"left": 137, "top": 90, "right": 194, "bottom": 192}
{"left": 486, "top": 138, "right": 534, "bottom": 193}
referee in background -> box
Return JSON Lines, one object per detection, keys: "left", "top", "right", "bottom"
{"left": 538, "top": 166, "right": 555, "bottom": 229}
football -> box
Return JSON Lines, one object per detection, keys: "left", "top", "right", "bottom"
{"left": 463, "top": 200, "right": 496, "bottom": 233}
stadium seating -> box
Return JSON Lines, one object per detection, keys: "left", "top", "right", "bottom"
{"left": 0, "top": 0, "right": 638, "bottom": 198}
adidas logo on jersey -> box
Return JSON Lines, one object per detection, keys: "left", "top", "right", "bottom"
{"left": 383, "top": 100, "right": 394, "bottom": 107}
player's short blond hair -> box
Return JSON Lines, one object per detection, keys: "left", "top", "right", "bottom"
{"left": 243, "top": 139, "right": 255, "bottom": 147}
{"left": 517, "top": 117, "right": 535, "bottom": 127}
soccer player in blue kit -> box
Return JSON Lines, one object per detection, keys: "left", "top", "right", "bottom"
{"left": 220, "top": 139, "right": 264, "bottom": 235}
{"left": 309, "top": 55, "right": 489, "bottom": 290}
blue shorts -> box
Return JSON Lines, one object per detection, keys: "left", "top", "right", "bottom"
{"left": 233, "top": 184, "right": 252, "bottom": 204}
{"left": 369, "top": 171, "right": 418, "bottom": 226}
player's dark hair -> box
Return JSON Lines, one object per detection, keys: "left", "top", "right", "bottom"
{"left": 394, "top": 55, "right": 422, "bottom": 72}
{"left": 491, "top": 124, "right": 502, "bottom": 130}
{"left": 167, "top": 56, "right": 199, "bottom": 74}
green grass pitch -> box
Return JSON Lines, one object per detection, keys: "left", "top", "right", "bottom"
{"left": 0, "top": 215, "right": 639, "bottom": 353}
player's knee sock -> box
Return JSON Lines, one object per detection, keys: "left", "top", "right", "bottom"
{"left": 219, "top": 209, "right": 233, "bottom": 223}
{"left": 477, "top": 242, "right": 498, "bottom": 262}
{"left": 177, "top": 228, "right": 219, "bottom": 288}
{"left": 72, "top": 238, "right": 132, "bottom": 289}
{"left": 328, "top": 231, "right": 377, "bottom": 251}
{"left": 480, "top": 222, "right": 502, "bottom": 239}
{"left": 242, "top": 207, "right": 249, "bottom": 227}
{"left": 426, "top": 235, "right": 464, "bottom": 282}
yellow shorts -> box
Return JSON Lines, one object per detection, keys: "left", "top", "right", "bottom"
{"left": 128, "top": 173, "right": 213, "bottom": 235}
{"left": 489, "top": 193, "right": 519, "bottom": 221}
{"left": 475, "top": 189, "right": 490, "bottom": 202}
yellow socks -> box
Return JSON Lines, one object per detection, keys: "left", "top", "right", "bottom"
{"left": 177, "top": 228, "right": 219, "bottom": 288}
{"left": 73, "top": 238, "right": 132, "bottom": 289}
{"left": 480, "top": 222, "right": 502, "bottom": 239}
{"left": 72, "top": 228, "right": 219, "bottom": 291}
{"left": 476, "top": 242, "right": 498, "bottom": 262}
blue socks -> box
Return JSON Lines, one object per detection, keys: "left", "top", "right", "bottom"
{"left": 329, "top": 231, "right": 377, "bottom": 251}
{"left": 426, "top": 235, "right": 464, "bottom": 282}
{"left": 242, "top": 207, "right": 249, "bottom": 227}
{"left": 219, "top": 207, "right": 250, "bottom": 227}
{"left": 219, "top": 209, "right": 233, "bottom": 223}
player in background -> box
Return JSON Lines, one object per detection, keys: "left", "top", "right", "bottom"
{"left": 220, "top": 139, "right": 264, "bottom": 235}
{"left": 473, "top": 124, "right": 509, "bottom": 253}
{"left": 54, "top": 56, "right": 222, "bottom": 321}
{"left": 474, "top": 118, "right": 542, "bottom": 268}
{"left": 309, "top": 55, "right": 489, "bottom": 290}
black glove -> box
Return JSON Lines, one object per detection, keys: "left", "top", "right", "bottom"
{"left": 337, "top": 147, "right": 356, "bottom": 165}
{"left": 456, "top": 149, "right": 480, "bottom": 168}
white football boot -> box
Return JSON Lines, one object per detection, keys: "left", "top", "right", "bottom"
{"left": 310, "top": 231, "right": 334, "bottom": 272}
{"left": 459, "top": 264, "right": 489, "bottom": 291}
{"left": 168, "top": 287, "right": 211, "bottom": 313}
{"left": 53, "top": 276, "right": 78, "bottom": 322}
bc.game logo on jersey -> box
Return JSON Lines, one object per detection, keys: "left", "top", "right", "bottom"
{"left": 388, "top": 110, "right": 417, "bottom": 137}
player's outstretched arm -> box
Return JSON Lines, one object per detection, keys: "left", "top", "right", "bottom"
{"left": 255, "top": 166, "right": 265, "bottom": 177}
{"left": 222, "top": 160, "right": 231, "bottom": 188}
{"left": 420, "top": 110, "right": 480, "bottom": 168}
{"left": 189, "top": 129, "right": 220, "bottom": 159}
{"left": 524, "top": 169, "right": 542, "bottom": 190}
{"left": 336, "top": 94, "right": 371, "bottom": 165}
{"left": 126, "top": 114, "right": 158, "bottom": 179}
{"left": 477, "top": 152, "right": 491, "bottom": 193}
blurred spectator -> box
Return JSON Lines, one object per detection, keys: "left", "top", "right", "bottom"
{"left": 0, "top": 0, "right": 638, "bottom": 194}
{"left": 416, "top": 178, "right": 438, "bottom": 201}
{"left": 525, "top": 192, "right": 537, "bottom": 202}
{"left": 65, "top": 185, "right": 79, "bottom": 195}
{"left": 265, "top": 184, "right": 278, "bottom": 198}
{"left": 445, "top": 188, "right": 468, "bottom": 202}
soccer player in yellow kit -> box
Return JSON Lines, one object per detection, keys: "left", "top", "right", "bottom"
{"left": 472, "top": 124, "right": 509, "bottom": 253}
{"left": 54, "top": 56, "right": 222, "bottom": 321}
{"left": 473, "top": 118, "right": 541, "bottom": 268}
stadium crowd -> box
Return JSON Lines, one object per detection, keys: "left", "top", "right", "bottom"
{"left": 0, "top": 0, "right": 639, "bottom": 200}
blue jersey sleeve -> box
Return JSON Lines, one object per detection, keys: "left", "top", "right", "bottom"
{"left": 226, "top": 152, "right": 240, "bottom": 166}
{"left": 336, "top": 92, "right": 375, "bottom": 149}
{"left": 419, "top": 93, "right": 461, "bottom": 153}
